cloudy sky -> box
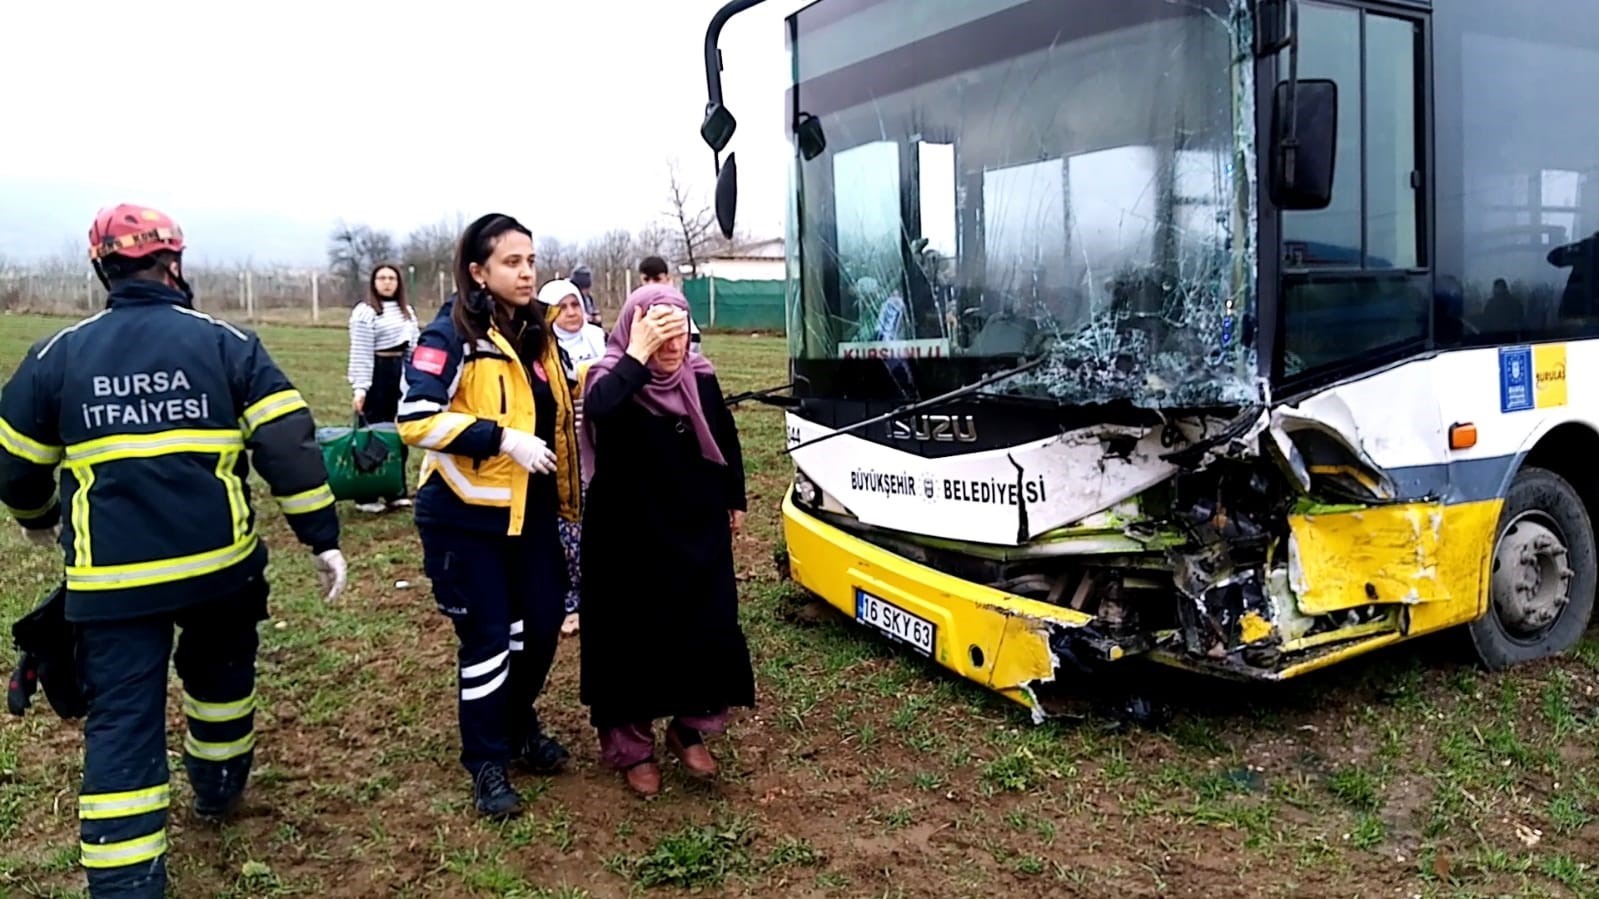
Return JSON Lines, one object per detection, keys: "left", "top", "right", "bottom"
{"left": 0, "top": 0, "right": 807, "bottom": 266}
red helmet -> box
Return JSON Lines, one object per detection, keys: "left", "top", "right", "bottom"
{"left": 88, "top": 204, "right": 185, "bottom": 262}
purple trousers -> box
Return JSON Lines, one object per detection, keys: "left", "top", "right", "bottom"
{"left": 598, "top": 711, "right": 729, "bottom": 770}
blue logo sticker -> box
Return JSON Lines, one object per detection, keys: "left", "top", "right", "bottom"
{"left": 1500, "top": 345, "right": 1534, "bottom": 413}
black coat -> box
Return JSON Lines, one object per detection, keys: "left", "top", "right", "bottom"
{"left": 577, "top": 355, "right": 754, "bottom": 729}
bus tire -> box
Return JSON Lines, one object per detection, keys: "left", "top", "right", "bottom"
{"left": 1469, "top": 466, "right": 1597, "bottom": 670}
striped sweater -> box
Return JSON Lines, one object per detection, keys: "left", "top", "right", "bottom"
{"left": 347, "top": 301, "right": 420, "bottom": 392}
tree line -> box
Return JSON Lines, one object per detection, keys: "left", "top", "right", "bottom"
{"left": 327, "top": 161, "right": 750, "bottom": 312}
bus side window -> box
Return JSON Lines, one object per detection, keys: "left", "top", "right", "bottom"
{"left": 1437, "top": 0, "right": 1599, "bottom": 345}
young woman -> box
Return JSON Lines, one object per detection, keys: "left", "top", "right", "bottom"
{"left": 396, "top": 213, "right": 581, "bottom": 820}
{"left": 346, "top": 263, "right": 419, "bottom": 512}
{"left": 536, "top": 278, "right": 607, "bottom": 637}
{"left": 577, "top": 283, "right": 754, "bottom": 797}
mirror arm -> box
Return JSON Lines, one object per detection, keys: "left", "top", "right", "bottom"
{"left": 1279, "top": 0, "right": 1302, "bottom": 186}
{"left": 704, "top": 0, "right": 775, "bottom": 169}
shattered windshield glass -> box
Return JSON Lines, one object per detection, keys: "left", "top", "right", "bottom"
{"left": 788, "top": 0, "right": 1259, "bottom": 407}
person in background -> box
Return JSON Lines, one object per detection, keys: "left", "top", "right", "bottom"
{"left": 570, "top": 264, "right": 604, "bottom": 329}
{"left": 0, "top": 203, "right": 346, "bottom": 899}
{"left": 347, "top": 263, "right": 420, "bottom": 512}
{"left": 397, "top": 213, "right": 579, "bottom": 820}
{"left": 640, "top": 255, "right": 701, "bottom": 354}
{"left": 535, "top": 278, "right": 607, "bottom": 637}
{"left": 577, "top": 283, "right": 754, "bottom": 797}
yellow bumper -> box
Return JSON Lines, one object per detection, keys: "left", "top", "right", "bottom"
{"left": 782, "top": 490, "right": 1093, "bottom": 712}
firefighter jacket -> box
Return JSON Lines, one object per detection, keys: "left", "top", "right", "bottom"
{"left": 0, "top": 280, "right": 340, "bottom": 622}
{"left": 397, "top": 299, "right": 580, "bottom": 536}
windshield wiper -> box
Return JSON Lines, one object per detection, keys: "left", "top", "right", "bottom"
{"left": 785, "top": 355, "right": 1046, "bottom": 455}
{"left": 724, "top": 382, "right": 798, "bottom": 409}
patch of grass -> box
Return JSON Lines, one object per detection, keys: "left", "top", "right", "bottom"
{"left": 610, "top": 816, "right": 757, "bottom": 890}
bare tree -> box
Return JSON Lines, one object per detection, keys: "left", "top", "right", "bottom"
{"left": 537, "top": 237, "right": 580, "bottom": 280}
{"left": 403, "top": 217, "right": 460, "bottom": 300}
{"left": 327, "top": 221, "right": 398, "bottom": 303}
{"left": 580, "top": 228, "right": 636, "bottom": 309}
{"left": 665, "top": 160, "right": 717, "bottom": 278}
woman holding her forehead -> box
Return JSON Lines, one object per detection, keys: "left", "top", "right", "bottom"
{"left": 577, "top": 283, "right": 755, "bottom": 797}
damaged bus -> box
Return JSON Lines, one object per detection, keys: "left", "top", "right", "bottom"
{"left": 700, "top": 0, "right": 1599, "bottom": 719}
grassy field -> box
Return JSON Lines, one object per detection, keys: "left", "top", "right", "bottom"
{"left": 0, "top": 312, "right": 1596, "bottom": 898}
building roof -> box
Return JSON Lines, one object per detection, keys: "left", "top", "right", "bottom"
{"left": 708, "top": 237, "right": 785, "bottom": 261}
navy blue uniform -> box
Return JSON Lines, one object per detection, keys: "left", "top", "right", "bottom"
{"left": 0, "top": 280, "right": 339, "bottom": 898}
{"left": 397, "top": 303, "right": 570, "bottom": 781}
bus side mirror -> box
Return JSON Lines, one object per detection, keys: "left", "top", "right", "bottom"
{"left": 716, "top": 153, "right": 739, "bottom": 239}
{"left": 1270, "top": 78, "right": 1338, "bottom": 211}
{"left": 702, "top": 103, "right": 737, "bottom": 154}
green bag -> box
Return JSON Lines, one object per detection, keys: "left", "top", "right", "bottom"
{"left": 316, "top": 415, "right": 406, "bottom": 503}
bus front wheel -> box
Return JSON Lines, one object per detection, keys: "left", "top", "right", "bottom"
{"left": 1469, "top": 466, "right": 1597, "bottom": 670}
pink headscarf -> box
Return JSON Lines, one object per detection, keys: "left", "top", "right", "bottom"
{"left": 579, "top": 283, "right": 724, "bottom": 482}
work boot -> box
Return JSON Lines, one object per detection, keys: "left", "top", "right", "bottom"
{"left": 623, "top": 760, "right": 661, "bottom": 797}
{"left": 192, "top": 790, "right": 243, "bottom": 825}
{"left": 665, "top": 723, "right": 718, "bottom": 778}
{"left": 513, "top": 730, "right": 571, "bottom": 775}
{"left": 472, "top": 764, "right": 523, "bottom": 820}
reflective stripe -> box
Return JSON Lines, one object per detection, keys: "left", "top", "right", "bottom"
{"left": 71, "top": 465, "right": 95, "bottom": 568}
{"left": 217, "top": 449, "right": 249, "bottom": 543}
{"left": 431, "top": 453, "right": 513, "bottom": 502}
{"left": 462, "top": 650, "right": 509, "bottom": 680}
{"left": 278, "top": 484, "right": 334, "bottom": 515}
{"left": 64, "top": 429, "right": 243, "bottom": 467}
{"left": 183, "top": 691, "right": 255, "bottom": 723}
{"left": 67, "top": 534, "right": 258, "bottom": 592}
{"left": 81, "top": 830, "right": 167, "bottom": 869}
{"left": 0, "top": 418, "right": 62, "bottom": 465}
{"left": 397, "top": 398, "right": 444, "bottom": 417}
{"left": 418, "top": 417, "right": 469, "bottom": 450}
{"left": 462, "top": 669, "right": 508, "bottom": 701}
{"left": 509, "top": 639, "right": 525, "bottom": 652}
{"left": 4, "top": 496, "right": 58, "bottom": 519}
{"left": 79, "top": 784, "right": 170, "bottom": 821}
{"left": 241, "top": 390, "right": 307, "bottom": 435}
{"left": 509, "top": 620, "right": 525, "bottom": 635}
{"left": 184, "top": 731, "right": 256, "bottom": 762}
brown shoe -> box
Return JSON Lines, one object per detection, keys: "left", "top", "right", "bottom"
{"left": 665, "top": 727, "right": 718, "bottom": 778}
{"left": 624, "top": 760, "right": 661, "bottom": 797}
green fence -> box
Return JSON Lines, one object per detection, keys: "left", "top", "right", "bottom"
{"left": 681, "top": 278, "right": 786, "bottom": 331}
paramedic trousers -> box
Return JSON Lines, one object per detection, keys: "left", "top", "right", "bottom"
{"left": 76, "top": 576, "right": 268, "bottom": 899}
{"left": 419, "top": 523, "right": 566, "bottom": 777}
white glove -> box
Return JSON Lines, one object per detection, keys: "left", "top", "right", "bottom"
{"left": 500, "top": 428, "right": 556, "bottom": 475}
{"left": 22, "top": 524, "right": 60, "bottom": 549}
{"left": 314, "top": 549, "right": 348, "bottom": 602}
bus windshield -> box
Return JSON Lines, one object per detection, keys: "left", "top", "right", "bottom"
{"left": 788, "top": 0, "right": 1259, "bottom": 407}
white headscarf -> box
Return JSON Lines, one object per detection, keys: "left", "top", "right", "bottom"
{"left": 537, "top": 279, "right": 608, "bottom": 376}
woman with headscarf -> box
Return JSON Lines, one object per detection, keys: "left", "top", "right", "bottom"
{"left": 577, "top": 283, "right": 754, "bottom": 797}
{"left": 536, "top": 278, "right": 607, "bottom": 636}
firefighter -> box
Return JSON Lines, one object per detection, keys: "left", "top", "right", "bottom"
{"left": 0, "top": 203, "right": 347, "bottom": 899}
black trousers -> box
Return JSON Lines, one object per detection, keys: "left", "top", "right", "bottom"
{"left": 76, "top": 577, "right": 268, "bottom": 899}
{"left": 419, "top": 522, "right": 566, "bottom": 777}
{"left": 366, "top": 348, "right": 410, "bottom": 499}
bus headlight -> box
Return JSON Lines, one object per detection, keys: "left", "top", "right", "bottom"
{"left": 794, "top": 470, "right": 819, "bottom": 505}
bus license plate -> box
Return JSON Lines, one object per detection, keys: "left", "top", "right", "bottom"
{"left": 855, "top": 589, "right": 935, "bottom": 657}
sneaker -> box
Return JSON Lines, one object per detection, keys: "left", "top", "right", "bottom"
{"left": 513, "top": 731, "right": 571, "bottom": 775}
{"left": 354, "top": 501, "right": 387, "bottom": 514}
{"left": 387, "top": 497, "right": 413, "bottom": 509}
{"left": 472, "top": 764, "right": 523, "bottom": 820}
